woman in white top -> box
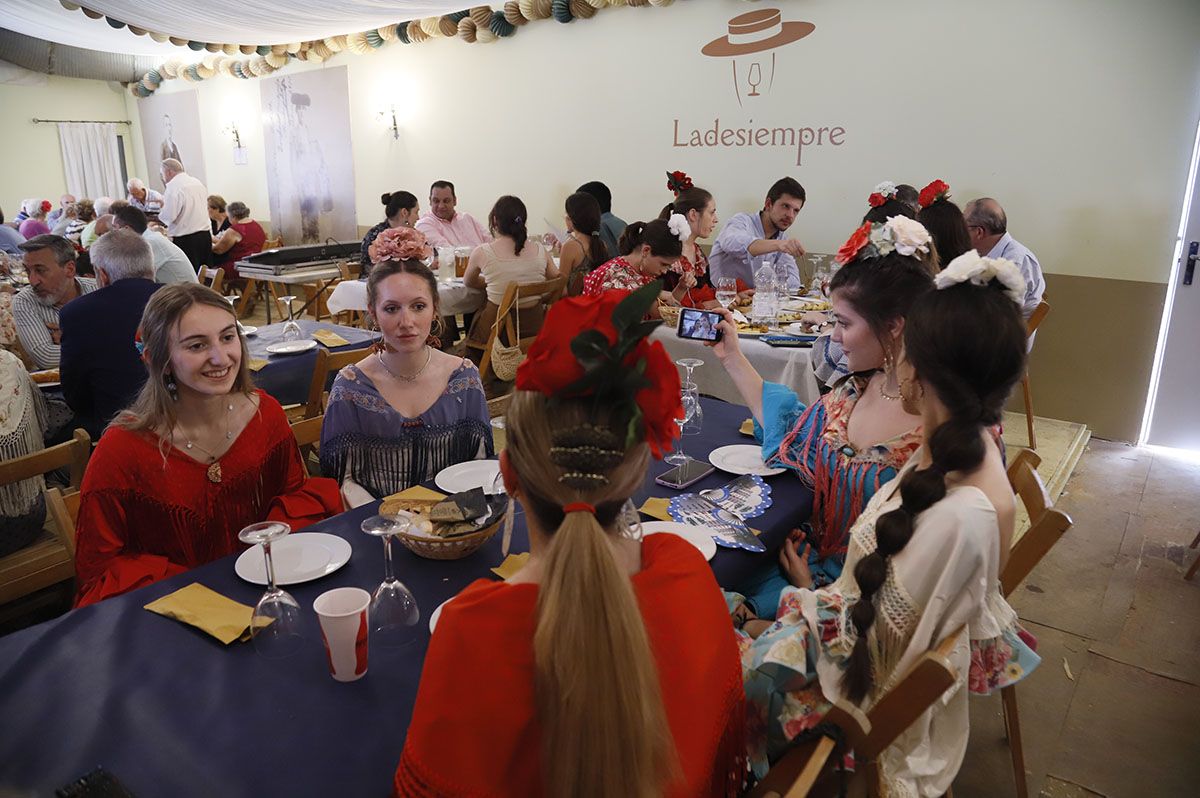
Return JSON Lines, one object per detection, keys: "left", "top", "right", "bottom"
{"left": 720, "top": 252, "right": 1041, "bottom": 796}
{"left": 463, "top": 195, "right": 558, "bottom": 352}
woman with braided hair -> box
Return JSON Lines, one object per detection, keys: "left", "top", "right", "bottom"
{"left": 394, "top": 285, "right": 745, "bottom": 798}
{"left": 730, "top": 251, "right": 1042, "bottom": 794}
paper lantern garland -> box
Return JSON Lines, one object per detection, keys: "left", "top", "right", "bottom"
{"left": 102, "top": 1, "right": 689, "bottom": 96}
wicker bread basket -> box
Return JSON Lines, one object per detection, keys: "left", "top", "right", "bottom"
{"left": 658, "top": 303, "right": 681, "bottom": 328}
{"left": 394, "top": 517, "right": 501, "bottom": 560}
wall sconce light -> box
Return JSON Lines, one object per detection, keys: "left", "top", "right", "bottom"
{"left": 377, "top": 106, "right": 400, "bottom": 140}
{"left": 225, "top": 122, "right": 243, "bottom": 149}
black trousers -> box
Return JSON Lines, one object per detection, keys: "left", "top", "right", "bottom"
{"left": 173, "top": 229, "right": 212, "bottom": 271}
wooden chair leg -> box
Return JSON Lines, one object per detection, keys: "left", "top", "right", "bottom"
{"left": 1021, "top": 373, "right": 1037, "bottom": 450}
{"left": 1001, "top": 686, "right": 1029, "bottom": 798}
{"left": 1185, "top": 528, "right": 1200, "bottom": 580}
{"left": 236, "top": 279, "right": 257, "bottom": 319}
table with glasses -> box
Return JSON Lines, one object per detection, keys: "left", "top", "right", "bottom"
{"left": 247, "top": 319, "right": 379, "bottom": 406}
{"left": 0, "top": 396, "right": 813, "bottom": 797}
{"left": 325, "top": 277, "right": 486, "bottom": 319}
{"left": 650, "top": 327, "right": 823, "bottom": 409}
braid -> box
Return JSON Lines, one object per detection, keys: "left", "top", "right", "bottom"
{"left": 841, "top": 414, "right": 987, "bottom": 703}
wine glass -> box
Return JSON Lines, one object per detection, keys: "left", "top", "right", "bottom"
{"left": 279, "top": 295, "right": 302, "bottom": 342}
{"left": 666, "top": 382, "right": 699, "bottom": 466}
{"left": 360, "top": 514, "right": 421, "bottom": 648}
{"left": 714, "top": 277, "right": 737, "bottom": 309}
{"left": 238, "top": 521, "right": 304, "bottom": 658}
{"left": 676, "top": 358, "right": 704, "bottom": 436}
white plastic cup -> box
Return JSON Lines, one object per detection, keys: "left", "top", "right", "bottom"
{"left": 313, "top": 587, "right": 371, "bottom": 682}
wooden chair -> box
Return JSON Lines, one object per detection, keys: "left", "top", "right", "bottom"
{"left": 0, "top": 429, "right": 91, "bottom": 607}
{"left": 486, "top": 392, "right": 512, "bottom": 419}
{"left": 750, "top": 627, "right": 965, "bottom": 798}
{"left": 475, "top": 277, "right": 567, "bottom": 383}
{"left": 1021, "top": 301, "right": 1051, "bottom": 450}
{"left": 198, "top": 265, "right": 224, "bottom": 295}
{"left": 998, "top": 449, "right": 1074, "bottom": 798}
{"left": 300, "top": 344, "right": 375, "bottom": 420}
{"left": 290, "top": 415, "right": 324, "bottom": 449}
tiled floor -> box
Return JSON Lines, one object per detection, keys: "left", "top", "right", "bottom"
{"left": 955, "top": 440, "right": 1200, "bottom": 796}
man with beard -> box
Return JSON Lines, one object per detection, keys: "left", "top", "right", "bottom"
{"left": 12, "top": 235, "right": 97, "bottom": 369}
{"left": 708, "top": 176, "right": 807, "bottom": 291}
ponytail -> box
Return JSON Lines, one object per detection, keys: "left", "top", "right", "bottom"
{"left": 506, "top": 392, "right": 676, "bottom": 797}
{"left": 490, "top": 194, "right": 528, "bottom": 255}
{"left": 565, "top": 192, "right": 611, "bottom": 266}
{"left": 619, "top": 219, "right": 682, "bottom": 259}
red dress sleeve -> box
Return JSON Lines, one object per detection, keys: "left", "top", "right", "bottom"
{"left": 257, "top": 393, "right": 343, "bottom": 530}
{"left": 74, "top": 430, "right": 187, "bottom": 607}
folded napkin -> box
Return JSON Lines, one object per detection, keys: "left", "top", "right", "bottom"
{"left": 638, "top": 497, "right": 673, "bottom": 522}
{"left": 312, "top": 329, "right": 351, "bottom": 348}
{"left": 491, "top": 552, "right": 529, "bottom": 580}
{"left": 248, "top": 358, "right": 269, "bottom": 372}
{"left": 381, "top": 484, "right": 447, "bottom": 517}
{"left": 143, "top": 583, "right": 255, "bottom": 645}
{"left": 740, "top": 418, "right": 755, "bottom": 436}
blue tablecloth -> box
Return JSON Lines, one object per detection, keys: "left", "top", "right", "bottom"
{"left": 247, "top": 320, "right": 379, "bottom": 406}
{"left": 0, "top": 397, "right": 813, "bottom": 797}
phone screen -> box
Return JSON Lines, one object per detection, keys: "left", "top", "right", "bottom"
{"left": 677, "top": 308, "right": 723, "bottom": 342}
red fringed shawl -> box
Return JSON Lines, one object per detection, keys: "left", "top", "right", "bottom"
{"left": 393, "top": 534, "right": 747, "bottom": 798}
{"left": 73, "top": 391, "right": 342, "bottom": 606}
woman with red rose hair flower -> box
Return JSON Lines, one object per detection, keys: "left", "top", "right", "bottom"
{"left": 395, "top": 286, "right": 746, "bottom": 798}
{"left": 916, "top": 180, "right": 972, "bottom": 268}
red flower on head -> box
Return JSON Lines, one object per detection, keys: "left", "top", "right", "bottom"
{"left": 834, "top": 222, "right": 873, "bottom": 265}
{"left": 867, "top": 192, "right": 886, "bottom": 208}
{"left": 40, "top": 200, "right": 52, "bottom": 214}
{"left": 666, "top": 170, "right": 694, "bottom": 195}
{"left": 918, "top": 179, "right": 951, "bottom": 209}
{"left": 516, "top": 289, "right": 682, "bottom": 459}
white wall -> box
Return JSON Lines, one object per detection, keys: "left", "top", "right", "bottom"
{"left": 86, "top": 0, "right": 1200, "bottom": 283}
{"left": 0, "top": 69, "right": 136, "bottom": 219}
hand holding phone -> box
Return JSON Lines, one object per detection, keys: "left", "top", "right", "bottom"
{"left": 676, "top": 308, "right": 723, "bottom": 342}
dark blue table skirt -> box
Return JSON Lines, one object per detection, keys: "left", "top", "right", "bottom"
{"left": 0, "top": 397, "right": 813, "bottom": 797}
{"left": 248, "top": 320, "right": 379, "bottom": 406}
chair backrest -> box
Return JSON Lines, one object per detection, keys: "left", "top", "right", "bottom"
{"left": 496, "top": 276, "right": 567, "bottom": 345}
{"left": 199, "top": 265, "right": 223, "bottom": 294}
{"left": 304, "top": 344, "right": 374, "bottom": 418}
{"left": 486, "top": 392, "right": 512, "bottom": 419}
{"left": 290, "top": 415, "right": 324, "bottom": 449}
{"left": 1002, "top": 451, "right": 1073, "bottom": 597}
{"left": 337, "top": 261, "right": 360, "bottom": 281}
{"left": 0, "top": 428, "right": 92, "bottom": 490}
{"left": 263, "top": 236, "right": 283, "bottom": 251}
{"left": 44, "top": 486, "right": 82, "bottom": 555}
{"left": 1026, "top": 300, "right": 1050, "bottom": 337}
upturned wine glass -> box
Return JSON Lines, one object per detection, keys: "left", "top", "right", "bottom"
{"left": 676, "top": 358, "right": 704, "bottom": 436}
{"left": 360, "top": 514, "right": 421, "bottom": 648}
{"left": 238, "top": 521, "right": 304, "bottom": 658}
{"left": 666, "top": 382, "right": 699, "bottom": 466}
{"left": 279, "top": 295, "right": 302, "bottom": 341}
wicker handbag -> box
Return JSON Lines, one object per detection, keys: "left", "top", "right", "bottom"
{"left": 490, "top": 296, "right": 525, "bottom": 381}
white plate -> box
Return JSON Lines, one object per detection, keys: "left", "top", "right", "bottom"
{"left": 429, "top": 597, "right": 453, "bottom": 634}
{"left": 35, "top": 381, "right": 61, "bottom": 389}
{"left": 785, "top": 323, "right": 823, "bottom": 336}
{"left": 234, "top": 532, "right": 352, "bottom": 586}
{"left": 641, "top": 521, "right": 718, "bottom": 561}
{"left": 265, "top": 339, "right": 317, "bottom": 355}
{"left": 434, "top": 459, "right": 501, "bottom": 494}
{"left": 708, "top": 444, "right": 785, "bottom": 476}
{"left": 239, "top": 325, "right": 258, "bottom": 336}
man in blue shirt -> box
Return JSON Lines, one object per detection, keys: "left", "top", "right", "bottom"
{"left": 0, "top": 208, "right": 26, "bottom": 255}
{"left": 708, "top": 177, "right": 808, "bottom": 290}
{"left": 576, "top": 181, "right": 626, "bottom": 261}
{"left": 964, "top": 197, "right": 1045, "bottom": 320}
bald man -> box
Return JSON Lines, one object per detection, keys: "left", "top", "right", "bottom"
{"left": 158, "top": 158, "right": 211, "bottom": 270}
{"left": 964, "top": 198, "right": 1045, "bottom": 320}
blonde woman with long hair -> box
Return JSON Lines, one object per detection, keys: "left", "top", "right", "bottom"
{"left": 73, "top": 283, "right": 341, "bottom": 606}
{"left": 394, "top": 285, "right": 746, "bottom": 797}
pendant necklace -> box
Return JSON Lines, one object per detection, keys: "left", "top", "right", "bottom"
{"left": 177, "top": 399, "right": 235, "bottom": 484}
{"left": 377, "top": 347, "right": 432, "bottom": 383}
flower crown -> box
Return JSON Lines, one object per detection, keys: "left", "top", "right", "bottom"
{"left": 918, "top": 179, "right": 951, "bottom": 209}
{"left": 666, "top": 170, "right": 694, "bottom": 196}
{"left": 515, "top": 283, "right": 682, "bottom": 460}
{"left": 935, "top": 250, "right": 1026, "bottom": 305}
{"left": 666, "top": 213, "right": 691, "bottom": 243}
{"left": 867, "top": 181, "right": 898, "bottom": 208}
{"left": 834, "top": 215, "right": 933, "bottom": 265}
{"left": 367, "top": 226, "right": 432, "bottom": 264}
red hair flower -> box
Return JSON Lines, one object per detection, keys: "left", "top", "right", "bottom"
{"left": 40, "top": 199, "right": 52, "bottom": 214}
{"left": 867, "top": 192, "right": 886, "bottom": 208}
{"left": 918, "top": 179, "right": 951, "bottom": 209}
{"left": 666, "top": 170, "right": 694, "bottom": 196}
{"left": 834, "top": 222, "right": 873, "bottom": 265}
{"left": 516, "top": 285, "right": 682, "bottom": 459}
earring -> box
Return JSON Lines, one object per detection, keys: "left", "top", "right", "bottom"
{"left": 165, "top": 373, "right": 178, "bottom": 401}
{"left": 370, "top": 320, "right": 387, "bottom": 355}
{"left": 427, "top": 315, "right": 446, "bottom": 349}
{"left": 882, "top": 348, "right": 895, "bottom": 378}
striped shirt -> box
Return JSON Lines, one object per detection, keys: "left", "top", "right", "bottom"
{"left": 12, "top": 278, "right": 98, "bottom": 369}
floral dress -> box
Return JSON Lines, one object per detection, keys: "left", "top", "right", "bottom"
{"left": 581, "top": 256, "right": 653, "bottom": 297}
{"left": 728, "top": 452, "right": 1041, "bottom": 794}
{"left": 663, "top": 245, "right": 718, "bottom": 307}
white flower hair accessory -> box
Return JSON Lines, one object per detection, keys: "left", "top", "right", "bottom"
{"left": 666, "top": 213, "right": 691, "bottom": 243}
{"left": 936, "top": 250, "right": 1027, "bottom": 305}
{"left": 882, "top": 216, "right": 932, "bottom": 257}
{"left": 874, "top": 181, "right": 897, "bottom": 198}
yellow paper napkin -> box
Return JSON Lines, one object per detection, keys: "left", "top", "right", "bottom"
{"left": 739, "top": 418, "right": 755, "bottom": 436}
{"left": 491, "top": 552, "right": 530, "bottom": 580}
{"left": 638, "top": 497, "right": 673, "bottom": 522}
{"left": 143, "top": 583, "right": 254, "bottom": 645}
{"left": 312, "top": 329, "right": 351, "bottom": 348}
{"left": 248, "top": 358, "right": 269, "bottom": 372}
{"left": 380, "top": 484, "right": 447, "bottom": 517}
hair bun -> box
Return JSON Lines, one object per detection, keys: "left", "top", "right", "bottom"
{"left": 380, "top": 192, "right": 392, "bottom": 205}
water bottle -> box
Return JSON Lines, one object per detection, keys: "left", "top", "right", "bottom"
{"left": 751, "top": 260, "right": 776, "bottom": 327}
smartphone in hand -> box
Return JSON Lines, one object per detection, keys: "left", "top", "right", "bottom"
{"left": 676, "top": 308, "right": 723, "bottom": 342}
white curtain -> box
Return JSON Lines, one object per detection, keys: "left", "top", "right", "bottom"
{"left": 56, "top": 122, "right": 124, "bottom": 201}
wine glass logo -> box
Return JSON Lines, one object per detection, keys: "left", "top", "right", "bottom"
{"left": 701, "top": 8, "right": 815, "bottom": 107}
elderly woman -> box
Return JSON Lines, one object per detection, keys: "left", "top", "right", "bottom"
{"left": 18, "top": 200, "right": 51, "bottom": 239}
{"left": 208, "top": 195, "right": 230, "bottom": 236}
{"left": 0, "top": 350, "right": 49, "bottom": 557}
{"left": 212, "top": 202, "right": 267, "bottom": 280}
{"left": 64, "top": 200, "right": 95, "bottom": 246}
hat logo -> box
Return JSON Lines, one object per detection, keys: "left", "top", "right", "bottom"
{"left": 701, "top": 8, "right": 815, "bottom": 106}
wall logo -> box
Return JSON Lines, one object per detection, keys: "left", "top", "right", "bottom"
{"left": 701, "top": 8, "right": 815, "bottom": 106}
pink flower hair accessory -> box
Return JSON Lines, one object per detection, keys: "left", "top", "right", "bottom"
{"left": 367, "top": 226, "right": 432, "bottom": 264}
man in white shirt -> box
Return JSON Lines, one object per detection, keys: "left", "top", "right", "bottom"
{"left": 111, "top": 205, "right": 198, "bottom": 285}
{"left": 12, "top": 234, "right": 98, "bottom": 369}
{"left": 127, "top": 178, "right": 164, "bottom": 214}
{"left": 964, "top": 198, "right": 1045, "bottom": 320}
{"left": 158, "top": 158, "right": 211, "bottom": 271}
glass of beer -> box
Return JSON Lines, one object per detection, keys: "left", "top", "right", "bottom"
{"left": 454, "top": 247, "right": 472, "bottom": 277}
